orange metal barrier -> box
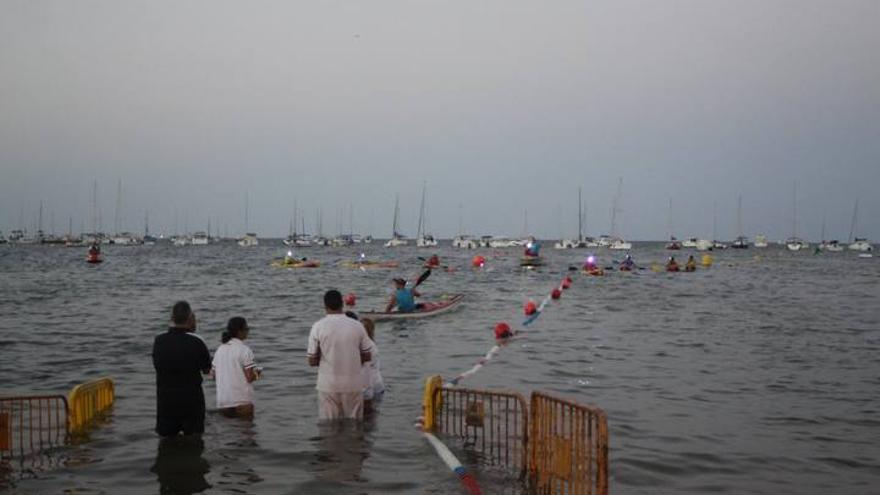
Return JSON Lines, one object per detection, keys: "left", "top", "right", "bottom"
{"left": 529, "top": 391, "right": 608, "bottom": 495}
{"left": 68, "top": 378, "right": 115, "bottom": 433}
{"left": 0, "top": 395, "right": 68, "bottom": 458}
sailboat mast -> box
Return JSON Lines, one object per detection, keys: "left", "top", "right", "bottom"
{"left": 577, "top": 187, "right": 583, "bottom": 242}
{"left": 667, "top": 198, "right": 673, "bottom": 240}
{"left": 244, "top": 191, "right": 249, "bottom": 234}
{"left": 848, "top": 199, "right": 859, "bottom": 243}
{"left": 115, "top": 179, "right": 122, "bottom": 235}
{"left": 417, "top": 183, "right": 426, "bottom": 238}
{"left": 293, "top": 199, "right": 298, "bottom": 236}
{"left": 610, "top": 178, "right": 623, "bottom": 238}
{"left": 820, "top": 210, "right": 826, "bottom": 242}
{"left": 736, "top": 195, "right": 743, "bottom": 237}
{"left": 792, "top": 181, "right": 797, "bottom": 239}
{"left": 90, "top": 181, "right": 98, "bottom": 235}
{"left": 392, "top": 195, "right": 400, "bottom": 236}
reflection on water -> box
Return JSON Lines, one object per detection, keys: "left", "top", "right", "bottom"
{"left": 151, "top": 436, "right": 211, "bottom": 494}
{"left": 308, "top": 420, "right": 373, "bottom": 487}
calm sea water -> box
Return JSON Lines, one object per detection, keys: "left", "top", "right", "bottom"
{"left": 1, "top": 242, "right": 878, "bottom": 494}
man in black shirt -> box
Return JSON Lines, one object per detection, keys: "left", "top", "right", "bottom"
{"left": 152, "top": 301, "right": 212, "bottom": 437}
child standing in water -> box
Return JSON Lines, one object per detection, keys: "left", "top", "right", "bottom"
{"left": 212, "top": 317, "right": 260, "bottom": 418}
{"left": 361, "top": 318, "right": 385, "bottom": 415}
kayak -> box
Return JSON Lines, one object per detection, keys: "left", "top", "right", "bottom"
{"left": 520, "top": 256, "right": 544, "bottom": 267}
{"left": 86, "top": 256, "right": 103, "bottom": 264}
{"left": 666, "top": 265, "right": 680, "bottom": 272}
{"left": 582, "top": 267, "right": 605, "bottom": 276}
{"left": 272, "top": 259, "right": 320, "bottom": 268}
{"left": 339, "top": 260, "right": 399, "bottom": 269}
{"left": 359, "top": 294, "right": 465, "bottom": 321}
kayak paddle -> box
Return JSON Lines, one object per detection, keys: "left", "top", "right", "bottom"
{"left": 414, "top": 268, "right": 432, "bottom": 287}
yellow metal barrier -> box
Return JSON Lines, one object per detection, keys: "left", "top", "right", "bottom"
{"left": 432, "top": 384, "right": 529, "bottom": 475}
{"left": 0, "top": 395, "right": 69, "bottom": 457}
{"left": 529, "top": 391, "right": 608, "bottom": 495}
{"left": 67, "top": 377, "right": 115, "bottom": 433}
{"left": 422, "top": 378, "right": 609, "bottom": 494}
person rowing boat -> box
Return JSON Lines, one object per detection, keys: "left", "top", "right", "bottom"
{"left": 619, "top": 254, "right": 635, "bottom": 271}
{"left": 685, "top": 255, "right": 697, "bottom": 272}
{"left": 385, "top": 277, "right": 423, "bottom": 313}
{"left": 666, "top": 256, "right": 680, "bottom": 272}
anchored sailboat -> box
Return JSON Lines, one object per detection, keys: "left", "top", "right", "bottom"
{"left": 731, "top": 196, "right": 749, "bottom": 249}
{"left": 385, "top": 194, "right": 408, "bottom": 247}
{"left": 847, "top": 199, "right": 873, "bottom": 251}
{"left": 785, "top": 182, "right": 806, "bottom": 251}
{"left": 415, "top": 183, "right": 437, "bottom": 247}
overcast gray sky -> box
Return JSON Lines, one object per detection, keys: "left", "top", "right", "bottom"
{"left": 2, "top": 0, "right": 878, "bottom": 240}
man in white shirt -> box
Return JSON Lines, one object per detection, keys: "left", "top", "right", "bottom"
{"left": 308, "top": 290, "right": 372, "bottom": 420}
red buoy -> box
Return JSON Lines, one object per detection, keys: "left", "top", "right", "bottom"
{"left": 562, "top": 276, "right": 573, "bottom": 289}
{"left": 524, "top": 300, "right": 537, "bottom": 315}
{"left": 551, "top": 288, "right": 562, "bottom": 299}
{"left": 344, "top": 293, "right": 357, "bottom": 306}
{"left": 472, "top": 255, "right": 486, "bottom": 268}
{"left": 494, "top": 322, "right": 512, "bottom": 339}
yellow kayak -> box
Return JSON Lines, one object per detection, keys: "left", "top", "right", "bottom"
{"left": 272, "top": 259, "right": 321, "bottom": 268}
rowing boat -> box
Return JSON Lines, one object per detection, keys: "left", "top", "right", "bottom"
{"left": 360, "top": 294, "right": 465, "bottom": 321}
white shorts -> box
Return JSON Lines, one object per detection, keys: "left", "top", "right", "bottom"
{"left": 318, "top": 391, "right": 363, "bottom": 420}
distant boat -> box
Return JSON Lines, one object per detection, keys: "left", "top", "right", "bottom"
{"left": 754, "top": 234, "right": 768, "bottom": 248}
{"left": 786, "top": 182, "right": 807, "bottom": 251}
{"left": 143, "top": 211, "right": 157, "bottom": 245}
{"left": 192, "top": 231, "right": 209, "bottom": 246}
{"left": 237, "top": 192, "right": 258, "bottom": 247}
{"left": 609, "top": 238, "right": 632, "bottom": 250}
{"left": 385, "top": 194, "right": 409, "bottom": 247}
{"left": 731, "top": 196, "right": 749, "bottom": 249}
{"left": 556, "top": 187, "right": 589, "bottom": 249}
{"left": 847, "top": 199, "right": 873, "bottom": 251}
{"left": 452, "top": 234, "right": 478, "bottom": 249}
{"left": 664, "top": 199, "right": 682, "bottom": 250}
{"left": 237, "top": 233, "right": 259, "bottom": 247}
{"left": 817, "top": 211, "right": 843, "bottom": 252}
{"left": 681, "top": 237, "right": 698, "bottom": 248}
{"left": 606, "top": 178, "right": 630, "bottom": 250}
{"left": 415, "top": 183, "right": 438, "bottom": 248}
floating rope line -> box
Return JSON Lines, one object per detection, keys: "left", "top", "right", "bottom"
{"left": 423, "top": 431, "right": 482, "bottom": 494}
{"left": 445, "top": 275, "right": 573, "bottom": 387}
{"left": 420, "top": 274, "right": 574, "bottom": 491}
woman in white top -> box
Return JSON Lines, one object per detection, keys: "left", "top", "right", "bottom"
{"left": 361, "top": 318, "right": 385, "bottom": 415}
{"left": 212, "top": 317, "right": 260, "bottom": 418}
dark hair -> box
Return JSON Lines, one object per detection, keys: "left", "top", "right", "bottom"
{"left": 324, "top": 290, "right": 343, "bottom": 311}
{"left": 345, "top": 311, "right": 359, "bottom": 321}
{"left": 222, "top": 316, "right": 248, "bottom": 343}
{"left": 171, "top": 301, "right": 192, "bottom": 325}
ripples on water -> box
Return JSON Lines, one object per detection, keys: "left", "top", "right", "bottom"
{"left": 1, "top": 243, "right": 879, "bottom": 494}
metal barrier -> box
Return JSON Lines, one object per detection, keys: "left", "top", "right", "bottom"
{"left": 529, "top": 391, "right": 608, "bottom": 495}
{"left": 422, "top": 376, "right": 609, "bottom": 494}
{"left": 68, "top": 378, "right": 115, "bottom": 433}
{"left": 0, "top": 395, "right": 69, "bottom": 458}
{"left": 425, "top": 377, "right": 529, "bottom": 476}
